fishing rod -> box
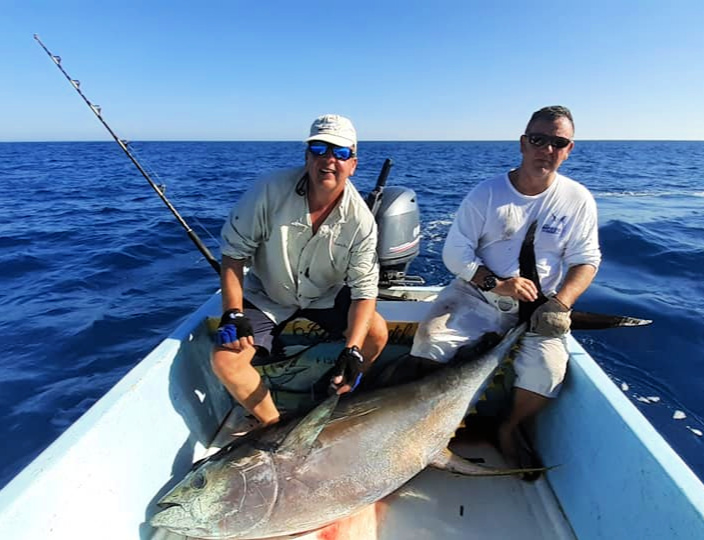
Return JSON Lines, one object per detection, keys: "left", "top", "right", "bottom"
{"left": 34, "top": 34, "right": 222, "bottom": 276}
{"left": 366, "top": 158, "right": 393, "bottom": 217}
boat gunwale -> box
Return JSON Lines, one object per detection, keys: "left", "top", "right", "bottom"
{"left": 0, "top": 287, "right": 703, "bottom": 539}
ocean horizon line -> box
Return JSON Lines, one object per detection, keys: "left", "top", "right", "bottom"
{"left": 2, "top": 138, "right": 703, "bottom": 144}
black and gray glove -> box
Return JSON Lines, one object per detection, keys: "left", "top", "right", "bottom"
{"left": 215, "top": 309, "right": 254, "bottom": 346}
{"left": 330, "top": 345, "right": 366, "bottom": 392}
{"left": 530, "top": 297, "right": 571, "bottom": 337}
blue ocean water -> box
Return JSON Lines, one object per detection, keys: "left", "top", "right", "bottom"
{"left": 1, "top": 140, "right": 703, "bottom": 489}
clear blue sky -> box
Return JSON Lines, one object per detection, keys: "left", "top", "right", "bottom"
{"left": 2, "top": 1, "right": 703, "bottom": 141}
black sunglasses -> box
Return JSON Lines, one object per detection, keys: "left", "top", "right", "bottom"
{"left": 525, "top": 133, "right": 572, "bottom": 150}
{"left": 307, "top": 142, "right": 356, "bottom": 161}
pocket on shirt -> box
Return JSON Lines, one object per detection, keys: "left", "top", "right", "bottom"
{"left": 329, "top": 239, "right": 353, "bottom": 272}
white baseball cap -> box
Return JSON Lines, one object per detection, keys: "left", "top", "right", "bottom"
{"left": 305, "top": 114, "right": 357, "bottom": 148}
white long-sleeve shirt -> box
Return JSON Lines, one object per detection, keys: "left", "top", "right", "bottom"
{"left": 443, "top": 172, "right": 601, "bottom": 296}
{"left": 221, "top": 166, "right": 379, "bottom": 324}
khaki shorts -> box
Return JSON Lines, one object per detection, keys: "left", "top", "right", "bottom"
{"left": 411, "top": 278, "right": 568, "bottom": 398}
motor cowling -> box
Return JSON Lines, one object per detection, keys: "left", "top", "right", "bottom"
{"left": 374, "top": 186, "right": 421, "bottom": 287}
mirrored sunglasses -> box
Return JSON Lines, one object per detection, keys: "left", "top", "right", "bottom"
{"left": 525, "top": 133, "right": 572, "bottom": 149}
{"left": 308, "top": 142, "right": 356, "bottom": 161}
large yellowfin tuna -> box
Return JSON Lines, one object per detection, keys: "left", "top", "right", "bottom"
{"left": 150, "top": 324, "right": 527, "bottom": 539}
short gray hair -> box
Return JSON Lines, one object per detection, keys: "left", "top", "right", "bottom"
{"left": 526, "top": 105, "right": 574, "bottom": 133}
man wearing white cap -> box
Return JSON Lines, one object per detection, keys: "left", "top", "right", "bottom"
{"left": 213, "top": 114, "right": 388, "bottom": 426}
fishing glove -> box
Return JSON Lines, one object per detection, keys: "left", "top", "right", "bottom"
{"left": 215, "top": 309, "right": 254, "bottom": 346}
{"left": 530, "top": 296, "right": 571, "bottom": 337}
{"left": 331, "top": 345, "right": 366, "bottom": 392}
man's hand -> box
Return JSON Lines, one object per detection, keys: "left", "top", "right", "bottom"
{"left": 215, "top": 309, "right": 255, "bottom": 350}
{"left": 530, "top": 297, "right": 571, "bottom": 337}
{"left": 492, "top": 276, "right": 540, "bottom": 302}
{"left": 330, "top": 346, "right": 365, "bottom": 395}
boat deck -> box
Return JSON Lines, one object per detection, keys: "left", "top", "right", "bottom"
{"left": 377, "top": 438, "right": 575, "bottom": 540}
{"left": 152, "top": 299, "right": 575, "bottom": 540}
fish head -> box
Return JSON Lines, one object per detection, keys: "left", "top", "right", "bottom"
{"left": 151, "top": 447, "right": 278, "bottom": 539}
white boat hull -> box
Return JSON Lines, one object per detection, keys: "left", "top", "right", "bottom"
{"left": 0, "top": 288, "right": 702, "bottom": 539}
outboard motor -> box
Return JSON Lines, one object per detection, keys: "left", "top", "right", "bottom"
{"left": 366, "top": 159, "right": 424, "bottom": 287}
{"left": 375, "top": 186, "right": 423, "bottom": 286}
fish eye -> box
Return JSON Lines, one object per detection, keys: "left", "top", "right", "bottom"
{"left": 191, "top": 471, "right": 207, "bottom": 490}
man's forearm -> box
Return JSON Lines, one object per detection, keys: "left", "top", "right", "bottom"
{"left": 221, "top": 255, "right": 247, "bottom": 311}
{"left": 346, "top": 298, "right": 376, "bottom": 350}
{"left": 555, "top": 264, "right": 597, "bottom": 308}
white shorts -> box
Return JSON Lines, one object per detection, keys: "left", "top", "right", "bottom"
{"left": 411, "top": 278, "right": 568, "bottom": 398}
{"left": 512, "top": 331, "right": 568, "bottom": 398}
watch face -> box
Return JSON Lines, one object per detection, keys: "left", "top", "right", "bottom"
{"left": 483, "top": 275, "right": 497, "bottom": 291}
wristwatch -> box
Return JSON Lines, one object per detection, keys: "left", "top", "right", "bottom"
{"left": 479, "top": 274, "right": 498, "bottom": 292}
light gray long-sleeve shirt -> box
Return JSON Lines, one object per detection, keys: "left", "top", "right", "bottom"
{"left": 221, "top": 166, "right": 379, "bottom": 324}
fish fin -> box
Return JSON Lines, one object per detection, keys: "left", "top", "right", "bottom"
{"left": 277, "top": 394, "right": 339, "bottom": 456}
{"left": 428, "top": 448, "right": 554, "bottom": 478}
{"left": 516, "top": 219, "right": 653, "bottom": 331}
{"left": 570, "top": 310, "right": 653, "bottom": 330}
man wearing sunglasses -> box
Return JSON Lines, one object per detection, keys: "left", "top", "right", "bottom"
{"left": 213, "top": 114, "right": 388, "bottom": 427}
{"left": 411, "top": 105, "right": 601, "bottom": 476}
